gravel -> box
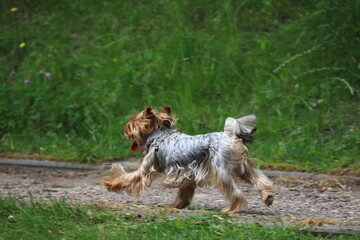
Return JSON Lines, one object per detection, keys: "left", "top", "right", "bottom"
{"left": 1, "top": 164, "right": 359, "bottom": 227}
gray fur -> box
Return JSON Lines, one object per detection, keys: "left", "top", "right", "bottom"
{"left": 142, "top": 116, "right": 253, "bottom": 185}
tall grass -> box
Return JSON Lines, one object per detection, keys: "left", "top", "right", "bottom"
{"left": 0, "top": 0, "right": 359, "bottom": 171}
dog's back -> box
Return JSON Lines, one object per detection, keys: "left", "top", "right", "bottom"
{"left": 147, "top": 115, "right": 257, "bottom": 170}
{"left": 152, "top": 131, "right": 223, "bottom": 165}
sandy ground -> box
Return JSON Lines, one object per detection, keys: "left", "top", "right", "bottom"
{"left": 1, "top": 164, "right": 359, "bottom": 226}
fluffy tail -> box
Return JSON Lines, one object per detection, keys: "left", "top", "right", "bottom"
{"left": 103, "top": 163, "right": 150, "bottom": 197}
{"left": 224, "top": 115, "right": 256, "bottom": 143}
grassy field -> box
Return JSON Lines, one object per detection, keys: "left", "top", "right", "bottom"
{"left": 0, "top": 196, "right": 355, "bottom": 240}
{"left": 0, "top": 0, "right": 359, "bottom": 172}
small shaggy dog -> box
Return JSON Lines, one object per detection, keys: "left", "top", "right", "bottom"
{"left": 104, "top": 106, "right": 274, "bottom": 212}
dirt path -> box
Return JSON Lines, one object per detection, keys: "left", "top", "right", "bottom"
{"left": 1, "top": 163, "right": 359, "bottom": 228}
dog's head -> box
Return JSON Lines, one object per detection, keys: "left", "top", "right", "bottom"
{"left": 124, "top": 106, "right": 177, "bottom": 152}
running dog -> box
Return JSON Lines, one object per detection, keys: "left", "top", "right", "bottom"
{"left": 103, "top": 106, "right": 274, "bottom": 212}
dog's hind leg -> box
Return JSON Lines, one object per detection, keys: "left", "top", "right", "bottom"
{"left": 234, "top": 161, "right": 274, "bottom": 207}
{"left": 228, "top": 137, "right": 275, "bottom": 207}
{"left": 170, "top": 181, "right": 196, "bottom": 209}
{"left": 212, "top": 164, "right": 248, "bottom": 213}
{"left": 246, "top": 169, "right": 274, "bottom": 206}
{"left": 218, "top": 177, "right": 248, "bottom": 213}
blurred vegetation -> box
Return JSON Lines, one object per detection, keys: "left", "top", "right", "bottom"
{"left": 0, "top": 0, "right": 359, "bottom": 172}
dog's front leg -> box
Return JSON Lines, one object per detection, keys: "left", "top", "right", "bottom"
{"left": 170, "top": 181, "right": 196, "bottom": 209}
{"left": 103, "top": 151, "right": 157, "bottom": 196}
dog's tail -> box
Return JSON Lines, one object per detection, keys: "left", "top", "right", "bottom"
{"left": 103, "top": 163, "right": 149, "bottom": 197}
{"left": 224, "top": 115, "right": 256, "bottom": 143}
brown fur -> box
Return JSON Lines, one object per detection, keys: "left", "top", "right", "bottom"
{"left": 124, "top": 106, "right": 177, "bottom": 149}
{"left": 170, "top": 181, "right": 197, "bottom": 209}
{"left": 229, "top": 137, "right": 274, "bottom": 207}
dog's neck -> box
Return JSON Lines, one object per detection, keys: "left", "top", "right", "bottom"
{"left": 143, "top": 127, "right": 178, "bottom": 153}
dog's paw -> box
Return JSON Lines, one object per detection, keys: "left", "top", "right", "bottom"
{"left": 265, "top": 195, "right": 274, "bottom": 206}
{"left": 169, "top": 201, "right": 191, "bottom": 209}
{"left": 221, "top": 207, "right": 240, "bottom": 213}
{"left": 221, "top": 205, "right": 246, "bottom": 213}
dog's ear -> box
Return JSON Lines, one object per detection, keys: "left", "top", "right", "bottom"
{"left": 161, "top": 106, "right": 172, "bottom": 115}
{"left": 144, "top": 106, "right": 153, "bottom": 116}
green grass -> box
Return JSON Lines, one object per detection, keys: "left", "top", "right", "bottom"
{"left": 0, "top": 196, "right": 355, "bottom": 240}
{"left": 0, "top": 0, "right": 359, "bottom": 172}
